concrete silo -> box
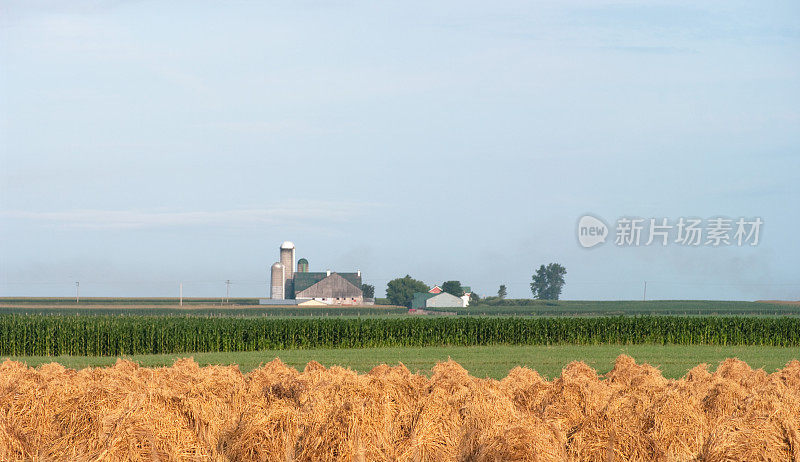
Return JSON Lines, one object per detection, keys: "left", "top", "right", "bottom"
{"left": 280, "top": 241, "right": 295, "bottom": 298}
{"left": 270, "top": 262, "right": 285, "bottom": 299}
{"left": 280, "top": 241, "right": 295, "bottom": 279}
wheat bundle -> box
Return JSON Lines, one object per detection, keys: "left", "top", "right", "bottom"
{"left": 0, "top": 355, "right": 799, "bottom": 461}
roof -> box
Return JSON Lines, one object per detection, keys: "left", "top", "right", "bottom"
{"left": 297, "top": 258, "right": 309, "bottom": 264}
{"left": 295, "top": 273, "right": 362, "bottom": 298}
{"left": 280, "top": 241, "right": 295, "bottom": 249}
{"left": 411, "top": 292, "right": 437, "bottom": 309}
{"left": 429, "top": 286, "right": 443, "bottom": 294}
{"left": 425, "top": 292, "right": 464, "bottom": 307}
{"left": 293, "top": 272, "right": 362, "bottom": 293}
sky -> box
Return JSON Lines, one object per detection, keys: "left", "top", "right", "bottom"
{"left": 1, "top": 0, "right": 799, "bottom": 300}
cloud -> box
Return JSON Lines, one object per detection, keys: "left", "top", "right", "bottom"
{"left": 6, "top": 11, "right": 134, "bottom": 55}
{"left": 201, "top": 120, "right": 342, "bottom": 136}
{"left": 602, "top": 45, "right": 697, "bottom": 54}
{"left": 0, "top": 201, "right": 376, "bottom": 230}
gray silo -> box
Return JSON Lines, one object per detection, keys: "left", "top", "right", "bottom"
{"left": 270, "top": 262, "right": 285, "bottom": 299}
{"left": 280, "top": 241, "right": 295, "bottom": 280}
{"left": 280, "top": 241, "right": 296, "bottom": 298}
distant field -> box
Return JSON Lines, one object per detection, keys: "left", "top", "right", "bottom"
{"left": 5, "top": 344, "right": 799, "bottom": 379}
{"left": 0, "top": 305, "right": 408, "bottom": 317}
{"left": 1, "top": 298, "right": 798, "bottom": 316}
{"left": 0, "top": 297, "right": 406, "bottom": 316}
{"left": 441, "top": 299, "right": 800, "bottom": 316}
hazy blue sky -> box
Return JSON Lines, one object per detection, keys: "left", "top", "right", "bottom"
{"left": 1, "top": 0, "right": 798, "bottom": 300}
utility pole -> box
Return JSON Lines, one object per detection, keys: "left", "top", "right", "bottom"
{"left": 179, "top": 282, "right": 183, "bottom": 307}
{"left": 75, "top": 281, "right": 80, "bottom": 304}
{"left": 225, "top": 279, "right": 231, "bottom": 304}
{"left": 643, "top": 281, "right": 647, "bottom": 301}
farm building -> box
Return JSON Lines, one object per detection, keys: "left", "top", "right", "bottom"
{"left": 427, "top": 285, "right": 473, "bottom": 307}
{"left": 411, "top": 292, "right": 464, "bottom": 309}
{"left": 266, "top": 241, "right": 366, "bottom": 305}
{"left": 461, "top": 286, "right": 472, "bottom": 307}
{"left": 294, "top": 271, "right": 363, "bottom": 305}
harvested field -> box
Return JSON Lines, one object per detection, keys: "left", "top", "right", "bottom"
{"left": 1, "top": 355, "right": 799, "bottom": 461}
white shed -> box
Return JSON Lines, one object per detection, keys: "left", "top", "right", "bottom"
{"left": 425, "top": 292, "right": 464, "bottom": 308}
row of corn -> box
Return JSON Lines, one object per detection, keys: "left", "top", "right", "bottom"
{"left": 0, "top": 315, "right": 798, "bottom": 356}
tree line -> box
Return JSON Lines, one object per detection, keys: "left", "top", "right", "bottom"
{"left": 374, "top": 263, "right": 567, "bottom": 307}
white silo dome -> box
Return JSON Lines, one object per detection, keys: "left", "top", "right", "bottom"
{"left": 280, "top": 241, "right": 295, "bottom": 249}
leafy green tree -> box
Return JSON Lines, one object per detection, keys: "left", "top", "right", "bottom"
{"left": 497, "top": 284, "right": 507, "bottom": 299}
{"left": 386, "top": 275, "right": 429, "bottom": 307}
{"left": 361, "top": 283, "right": 375, "bottom": 299}
{"left": 469, "top": 292, "right": 481, "bottom": 304}
{"left": 441, "top": 280, "right": 464, "bottom": 297}
{"left": 530, "top": 263, "right": 567, "bottom": 300}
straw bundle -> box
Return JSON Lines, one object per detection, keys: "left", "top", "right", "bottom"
{"left": 1, "top": 354, "right": 798, "bottom": 461}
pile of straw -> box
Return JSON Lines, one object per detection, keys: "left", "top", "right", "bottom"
{"left": 1, "top": 355, "right": 798, "bottom": 461}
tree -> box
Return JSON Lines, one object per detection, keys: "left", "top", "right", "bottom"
{"left": 530, "top": 263, "right": 567, "bottom": 300}
{"left": 361, "top": 283, "right": 375, "bottom": 299}
{"left": 469, "top": 292, "right": 481, "bottom": 304}
{"left": 441, "top": 280, "right": 464, "bottom": 297}
{"left": 497, "top": 284, "right": 507, "bottom": 299}
{"left": 386, "top": 275, "right": 429, "bottom": 307}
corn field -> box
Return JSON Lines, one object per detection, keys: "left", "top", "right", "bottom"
{"left": 1, "top": 315, "right": 799, "bottom": 356}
